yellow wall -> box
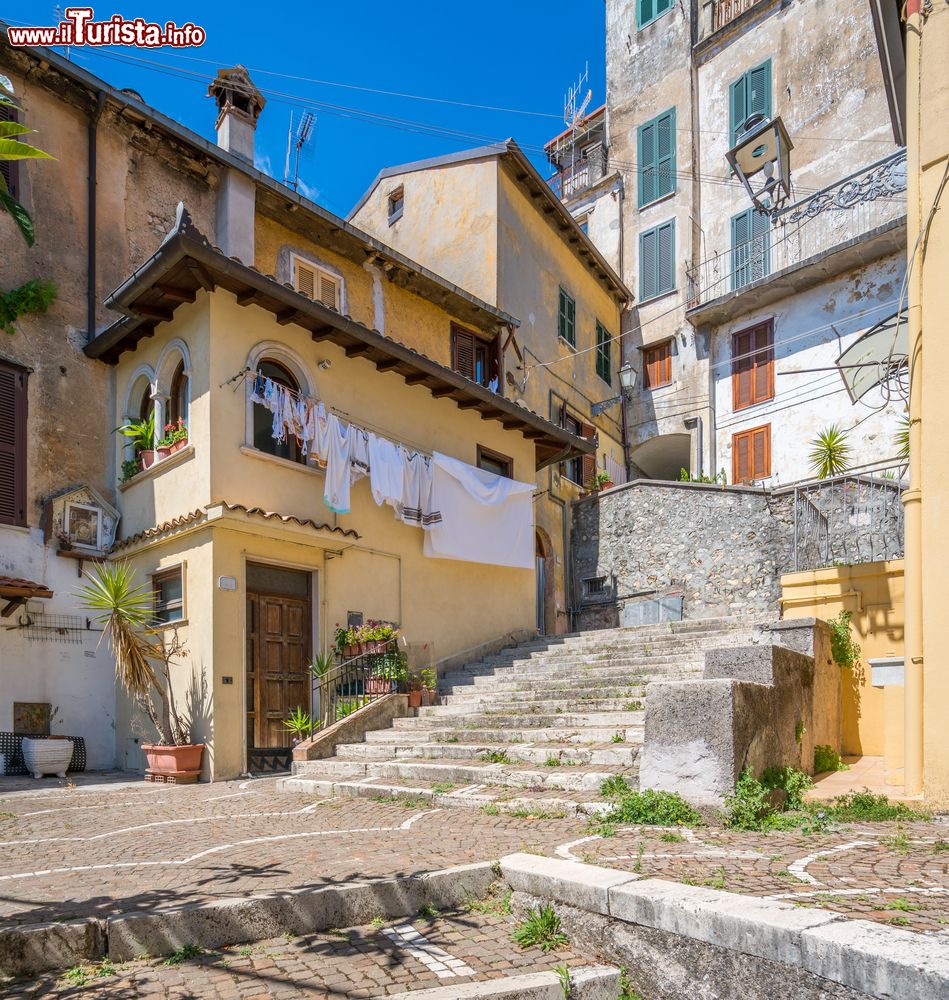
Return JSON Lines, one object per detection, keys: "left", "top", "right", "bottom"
{"left": 781, "top": 561, "right": 904, "bottom": 784}
{"left": 114, "top": 285, "right": 539, "bottom": 779}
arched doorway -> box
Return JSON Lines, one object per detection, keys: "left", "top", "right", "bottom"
{"left": 535, "top": 528, "right": 558, "bottom": 635}
{"left": 535, "top": 532, "right": 546, "bottom": 634}
{"left": 630, "top": 433, "right": 692, "bottom": 481}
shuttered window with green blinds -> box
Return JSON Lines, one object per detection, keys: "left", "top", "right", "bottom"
{"left": 558, "top": 287, "right": 576, "bottom": 346}
{"left": 637, "top": 0, "right": 673, "bottom": 29}
{"left": 595, "top": 321, "right": 611, "bottom": 384}
{"left": 639, "top": 219, "right": 676, "bottom": 302}
{"left": 729, "top": 59, "right": 772, "bottom": 147}
{"left": 731, "top": 208, "right": 771, "bottom": 290}
{"left": 637, "top": 108, "right": 676, "bottom": 207}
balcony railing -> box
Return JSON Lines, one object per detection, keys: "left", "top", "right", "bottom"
{"left": 686, "top": 150, "right": 907, "bottom": 309}
{"left": 790, "top": 461, "right": 906, "bottom": 573}
{"left": 713, "top": 0, "right": 763, "bottom": 30}
{"left": 548, "top": 144, "right": 608, "bottom": 201}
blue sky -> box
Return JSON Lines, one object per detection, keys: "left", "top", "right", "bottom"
{"left": 8, "top": 2, "right": 606, "bottom": 217}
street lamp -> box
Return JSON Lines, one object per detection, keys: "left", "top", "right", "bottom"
{"left": 726, "top": 114, "right": 793, "bottom": 213}
{"left": 591, "top": 362, "right": 637, "bottom": 417}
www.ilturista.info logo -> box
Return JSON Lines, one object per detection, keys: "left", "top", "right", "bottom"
{"left": 7, "top": 7, "right": 206, "bottom": 48}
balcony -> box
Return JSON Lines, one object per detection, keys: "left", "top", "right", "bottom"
{"left": 686, "top": 150, "right": 907, "bottom": 324}
{"left": 548, "top": 144, "right": 609, "bottom": 202}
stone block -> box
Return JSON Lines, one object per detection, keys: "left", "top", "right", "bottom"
{"left": 382, "top": 965, "right": 620, "bottom": 999}
{"left": 0, "top": 918, "right": 105, "bottom": 976}
{"left": 499, "top": 853, "right": 638, "bottom": 915}
{"left": 799, "top": 917, "right": 949, "bottom": 1000}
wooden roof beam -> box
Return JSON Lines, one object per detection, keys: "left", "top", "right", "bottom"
{"left": 345, "top": 343, "right": 372, "bottom": 358}
{"left": 134, "top": 303, "right": 174, "bottom": 322}
{"left": 156, "top": 284, "right": 197, "bottom": 303}
{"left": 376, "top": 358, "right": 402, "bottom": 373}
{"left": 404, "top": 372, "right": 430, "bottom": 386}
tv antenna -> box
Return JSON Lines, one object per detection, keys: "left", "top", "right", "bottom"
{"left": 563, "top": 63, "right": 592, "bottom": 132}
{"left": 284, "top": 109, "right": 316, "bottom": 191}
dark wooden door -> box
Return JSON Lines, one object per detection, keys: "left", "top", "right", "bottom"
{"left": 246, "top": 588, "right": 310, "bottom": 749}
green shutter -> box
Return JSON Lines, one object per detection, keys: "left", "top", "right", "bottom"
{"left": 730, "top": 60, "right": 772, "bottom": 146}
{"left": 731, "top": 209, "right": 770, "bottom": 290}
{"left": 558, "top": 288, "right": 576, "bottom": 345}
{"left": 657, "top": 109, "right": 676, "bottom": 199}
{"left": 640, "top": 220, "right": 676, "bottom": 300}
{"left": 638, "top": 120, "right": 656, "bottom": 207}
{"left": 657, "top": 220, "right": 675, "bottom": 295}
{"left": 731, "top": 210, "right": 752, "bottom": 290}
{"left": 638, "top": 0, "right": 655, "bottom": 28}
{"left": 638, "top": 108, "right": 676, "bottom": 207}
{"left": 640, "top": 228, "right": 657, "bottom": 301}
{"left": 729, "top": 77, "right": 747, "bottom": 147}
{"left": 596, "top": 322, "right": 611, "bottom": 384}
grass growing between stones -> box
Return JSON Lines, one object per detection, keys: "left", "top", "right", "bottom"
{"left": 163, "top": 944, "right": 203, "bottom": 966}
{"left": 465, "top": 881, "right": 513, "bottom": 917}
{"left": 512, "top": 905, "right": 569, "bottom": 953}
{"left": 599, "top": 776, "right": 703, "bottom": 827}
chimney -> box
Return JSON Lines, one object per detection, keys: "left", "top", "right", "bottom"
{"left": 208, "top": 66, "right": 265, "bottom": 263}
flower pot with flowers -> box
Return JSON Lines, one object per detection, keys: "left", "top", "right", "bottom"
{"left": 406, "top": 671, "right": 424, "bottom": 709}
{"left": 369, "top": 649, "right": 408, "bottom": 695}
{"left": 156, "top": 417, "right": 188, "bottom": 460}
{"left": 117, "top": 411, "right": 157, "bottom": 471}
{"left": 77, "top": 561, "right": 204, "bottom": 782}
{"left": 419, "top": 668, "right": 438, "bottom": 706}
{"left": 584, "top": 469, "right": 614, "bottom": 494}
{"left": 334, "top": 623, "right": 361, "bottom": 659}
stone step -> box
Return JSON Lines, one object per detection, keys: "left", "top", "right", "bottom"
{"left": 432, "top": 696, "right": 643, "bottom": 714}
{"left": 439, "top": 671, "right": 700, "bottom": 698}
{"left": 387, "top": 966, "right": 622, "bottom": 1000}
{"left": 440, "top": 664, "right": 707, "bottom": 689}
{"left": 367, "top": 725, "right": 642, "bottom": 745}
{"left": 463, "top": 634, "right": 762, "bottom": 664}
{"left": 392, "top": 710, "right": 644, "bottom": 730}
{"left": 334, "top": 741, "right": 638, "bottom": 767}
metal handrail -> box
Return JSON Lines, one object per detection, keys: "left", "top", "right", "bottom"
{"left": 311, "top": 637, "right": 405, "bottom": 730}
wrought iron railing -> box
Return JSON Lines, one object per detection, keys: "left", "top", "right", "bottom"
{"left": 548, "top": 145, "right": 608, "bottom": 200}
{"left": 686, "top": 150, "right": 907, "bottom": 308}
{"left": 312, "top": 638, "right": 406, "bottom": 731}
{"left": 790, "top": 461, "right": 906, "bottom": 572}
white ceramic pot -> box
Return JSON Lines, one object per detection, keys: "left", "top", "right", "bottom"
{"left": 21, "top": 738, "right": 74, "bottom": 779}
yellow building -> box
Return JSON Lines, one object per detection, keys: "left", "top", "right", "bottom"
{"left": 349, "top": 140, "right": 633, "bottom": 634}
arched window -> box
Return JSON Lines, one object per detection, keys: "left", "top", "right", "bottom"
{"left": 138, "top": 384, "right": 153, "bottom": 424}
{"left": 169, "top": 360, "right": 188, "bottom": 427}
{"left": 253, "top": 359, "right": 305, "bottom": 464}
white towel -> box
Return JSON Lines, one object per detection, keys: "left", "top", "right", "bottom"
{"left": 397, "top": 451, "right": 440, "bottom": 529}
{"left": 350, "top": 428, "right": 370, "bottom": 483}
{"left": 423, "top": 452, "right": 533, "bottom": 569}
{"left": 368, "top": 433, "right": 405, "bottom": 508}
{"left": 323, "top": 414, "right": 353, "bottom": 514}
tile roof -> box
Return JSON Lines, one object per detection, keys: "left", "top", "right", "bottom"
{"left": 0, "top": 576, "right": 54, "bottom": 599}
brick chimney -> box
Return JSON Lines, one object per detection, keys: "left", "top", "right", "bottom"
{"left": 208, "top": 66, "right": 265, "bottom": 263}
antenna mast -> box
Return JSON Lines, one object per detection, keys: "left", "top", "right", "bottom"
{"left": 283, "top": 109, "right": 317, "bottom": 191}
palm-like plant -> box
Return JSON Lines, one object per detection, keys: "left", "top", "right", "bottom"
{"left": 117, "top": 411, "right": 156, "bottom": 453}
{"left": 77, "top": 561, "right": 187, "bottom": 745}
{"left": 895, "top": 412, "right": 910, "bottom": 461}
{"left": 1, "top": 75, "right": 54, "bottom": 246}
{"left": 809, "top": 425, "right": 851, "bottom": 479}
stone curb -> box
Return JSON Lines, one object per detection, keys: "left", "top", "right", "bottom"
{"left": 375, "top": 965, "right": 620, "bottom": 999}
{"left": 0, "top": 862, "right": 495, "bottom": 976}
{"left": 499, "top": 853, "right": 949, "bottom": 1000}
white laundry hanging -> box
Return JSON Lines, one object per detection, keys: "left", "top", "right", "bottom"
{"left": 368, "top": 432, "right": 405, "bottom": 509}
{"left": 397, "top": 450, "right": 441, "bottom": 529}
{"left": 350, "top": 427, "right": 370, "bottom": 483}
{"left": 323, "top": 414, "right": 353, "bottom": 514}
{"left": 423, "top": 452, "right": 534, "bottom": 569}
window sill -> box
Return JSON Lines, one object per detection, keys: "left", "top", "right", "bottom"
{"left": 642, "top": 381, "right": 674, "bottom": 393}
{"left": 153, "top": 618, "right": 188, "bottom": 630}
{"left": 638, "top": 286, "right": 678, "bottom": 307}
{"left": 558, "top": 337, "right": 578, "bottom": 353}
{"left": 733, "top": 397, "right": 775, "bottom": 413}
{"left": 637, "top": 7, "right": 672, "bottom": 31}
{"left": 119, "top": 445, "right": 195, "bottom": 492}
{"left": 388, "top": 208, "right": 403, "bottom": 225}
{"left": 638, "top": 189, "right": 677, "bottom": 212}
{"left": 239, "top": 445, "right": 325, "bottom": 477}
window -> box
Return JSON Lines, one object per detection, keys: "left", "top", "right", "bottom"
{"left": 642, "top": 340, "right": 673, "bottom": 390}
{"left": 578, "top": 216, "right": 590, "bottom": 236}
{"left": 639, "top": 219, "right": 676, "bottom": 301}
{"left": 387, "top": 186, "right": 404, "bottom": 225}
{"left": 637, "top": 108, "right": 676, "bottom": 207}
{"left": 477, "top": 445, "right": 513, "bottom": 479}
{"left": 558, "top": 287, "right": 576, "bottom": 346}
{"left": 0, "top": 102, "right": 20, "bottom": 200}
{"left": 732, "top": 320, "right": 774, "bottom": 411}
{"left": 169, "top": 359, "right": 189, "bottom": 427}
{"left": 583, "top": 576, "right": 608, "bottom": 598}
{"left": 253, "top": 360, "right": 306, "bottom": 464}
{"left": 732, "top": 424, "right": 771, "bottom": 483}
{"left": 595, "top": 321, "right": 612, "bottom": 384}
{"left": 0, "top": 359, "right": 28, "bottom": 527}
{"left": 292, "top": 256, "right": 341, "bottom": 311}
{"left": 153, "top": 567, "right": 184, "bottom": 625}
{"left": 729, "top": 59, "right": 772, "bottom": 147}
{"left": 560, "top": 409, "right": 597, "bottom": 486}
{"left": 731, "top": 208, "right": 771, "bottom": 290}
{"left": 451, "top": 324, "right": 496, "bottom": 387}
{"left": 637, "top": 0, "right": 673, "bottom": 29}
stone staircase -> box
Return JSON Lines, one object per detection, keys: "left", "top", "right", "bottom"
{"left": 279, "top": 616, "right": 768, "bottom": 816}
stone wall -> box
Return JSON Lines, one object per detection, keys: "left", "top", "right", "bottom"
{"left": 571, "top": 480, "right": 795, "bottom": 628}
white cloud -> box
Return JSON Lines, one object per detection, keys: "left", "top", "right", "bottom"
{"left": 296, "top": 177, "right": 321, "bottom": 203}
{"left": 254, "top": 152, "right": 274, "bottom": 177}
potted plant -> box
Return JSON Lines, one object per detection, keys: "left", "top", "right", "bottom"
{"left": 77, "top": 561, "right": 204, "bottom": 782}
{"left": 156, "top": 417, "right": 188, "bottom": 459}
{"left": 420, "top": 668, "right": 438, "bottom": 707}
{"left": 584, "top": 470, "right": 613, "bottom": 493}
{"left": 334, "top": 623, "right": 360, "bottom": 659}
{"left": 20, "top": 706, "right": 72, "bottom": 779}
{"left": 406, "top": 671, "right": 424, "bottom": 709}
{"left": 117, "top": 411, "right": 156, "bottom": 470}
{"left": 56, "top": 530, "right": 73, "bottom": 552}
{"left": 283, "top": 706, "right": 316, "bottom": 747}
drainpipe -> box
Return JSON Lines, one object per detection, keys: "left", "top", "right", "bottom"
{"left": 86, "top": 91, "right": 106, "bottom": 342}
{"left": 902, "top": 0, "right": 924, "bottom": 797}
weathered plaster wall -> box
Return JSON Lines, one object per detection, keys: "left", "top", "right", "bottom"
{"left": 571, "top": 480, "right": 795, "bottom": 626}
{"left": 563, "top": 175, "right": 625, "bottom": 275}
{"left": 711, "top": 255, "right": 906, "bottom": 484}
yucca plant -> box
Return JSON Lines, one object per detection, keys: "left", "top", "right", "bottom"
{"left": 76, "top": 561, "right": 187, "bottom": 745}
{"left": 809, "top": 425, "right": 851, "bottom": 479}
{"left": 895, "top": 412, "right": 910, "bottom": 461}
{"left": 283, "top": 706, "right": 316, "bottom": 743}
{"left": 1, "top": 74, "right": 55, "bottom": 246}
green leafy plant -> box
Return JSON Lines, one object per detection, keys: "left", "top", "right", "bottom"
{"left": 761, "top": 766, "right": 813, "bottom": 811}
{"left": 618, "top": 968, "right": 645, "bottom": 1000}
{"left": 480, "top": 749, "right": 510, "bottom": 764}
{"left": 814, "top": 745, "right": 849, "bottom": 774}
{"left": 163, "top": 943, "right": 203, "bottom": 966}
{"left": 0, "top": 277, "right": 56, "bottom": 335}
{"left": 310, "top": 651, "right": 335, "bottom": 679}
{"left": 724, "top": 768, "right": 774, "bottom": 831}
{"left": 610, "top": 731, "right": 626, "bottom": 744}
{"left": 156, "top": 416, "right": 188, "bottom": 448}
{"left": 554, "top": 963, "right": 572, "bottom": 998}
{"left": 827, "top": 789, "right": 929, "bottom": 823}
{"left": 829, "top": 611, "right": 862, "bottom": 669}
{"left": 420, "top": 668, "right": 437, "bottom": 691}
{"left": 0, "top": 74, "right": 55, "bottom": 246}
{"left": 600, "top": 782, "right": 702, "bottom": 827}
{"left": 809, "top": 425, "right": 851, "bottom": 478}
{"left": 120, "top": 457, "right": 141, "bottom": 484}
{"left": 895, "top": 411, "right": 910, "bottom": 460}
{"left": 679, "top": 467, "right": 727, "bottom": 486}
{"left": 283, "top": 706, "right": 316, "bottom": 743}
{"left": 417, "top": 903, "right": 439, "bottom": 921}
{"left": 585, "top": 469, "right": 612, "bottom": 492}
{"left": 725, "top": 767, "right": 812, "bottom": 830}
{"left": 116, "top": 410, "right": 156, "bottom": 454}
{"left": 512, "top": 905, "right": 568, "bottom": 953}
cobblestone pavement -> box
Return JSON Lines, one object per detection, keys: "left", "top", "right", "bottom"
{"left": 1, "top": 773, "right": 947, "bottom": 940}
{"left": 560, "top": 821, "right": 949, "bottom": 936}
{"left": 12, "top": 909, "right": 580, "bottom": 998}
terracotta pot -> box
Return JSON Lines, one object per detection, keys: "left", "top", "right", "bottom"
{"left": 366, "top": 677, "right": 389, "bottom": 695}
{"left": 140, "top": 450, "right": 156, "bottom": 470}
{"left": 342, "top": 645, "right": 357, "bottom": 659}
{"left": 602, "top": 480, "right": 614, "bottom": 490}
{"left": 407, "top": 690, "right": 422, "bottom": 709}
{"left": 169, "top": 438, "right": 188, "bottom": 454}
{"left": 141, "top": 743, "right": 204, "bottom": 779}
{"left": 156, "top": 446, "right": 173, "bottom": 461}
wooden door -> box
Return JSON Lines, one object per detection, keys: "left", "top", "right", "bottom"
{"left": 246, "top": 588, "right": 310, "bottom": 749}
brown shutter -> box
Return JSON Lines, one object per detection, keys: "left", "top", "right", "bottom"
{"left": 732, "top": 424, "right": 770, "bottom": 484}
{"left": 733, "top": 322, "right": 774, "bottom": 409}
{"left": 451, "top": 327, "right": 476, "bottom": 380}
{"left": 753, "top": 324, "right": 774, "bottom": 404}
{"left": 732, "top": 430, "right": 750, "bottom": 484}
{"left": 732, "top": 330, "right": 753, "bottom": 410}
{"left": 0, "top": 360, "right": 28, "bottom": 527}
{"left": 662, "top": 342, "right": 672, "bottom": 384}
{"left": 752, "top": 424, "right": 771, "bottom": 478}
{"left": 581, "top": 422, "right": 597, "bottom": 486}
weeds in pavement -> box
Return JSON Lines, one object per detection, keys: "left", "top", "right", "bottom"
{"left": 555, "top": 962, "right": 571, "bottom": 998}
{"left": 417, "top": 904, "right": 439, "bottom": 921}
{"left": 370, "top": 916, "right": 385, "bottom": 930}
{"left": 480, "top": 749, "right": 511, "bottom": 764}
{"left": 163, "top": 944, "right": 203, "bottom": 966}
{"left": 882, "top": 828, "right": 912, "bottom": 855}
{"left": 618, "top": 967, "right": 645, "bottom": 1000}
{"left": 465, "top": 882, "right": 513, "bottom": 917}
{"left": 513, "top": 905, "right": 569, "bottom": 952}
{"left": 600, "top": 780, "right": 702, "bottom": 827}
{"left": 882, "top": 897, "right": 923, "bottom": 912}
